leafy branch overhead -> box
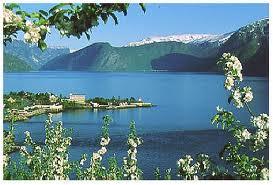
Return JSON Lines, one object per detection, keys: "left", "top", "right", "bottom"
{"left": 3, "top": 3, "right": 146, "bottom": 50}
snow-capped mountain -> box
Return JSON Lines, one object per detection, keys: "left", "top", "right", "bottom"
{"left": 125, "top": 33, "right": 233, "bottom": 47}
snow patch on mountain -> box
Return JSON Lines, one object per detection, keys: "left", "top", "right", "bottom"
{"left": 125, "top": 33, "right": 233, "bottom": 47}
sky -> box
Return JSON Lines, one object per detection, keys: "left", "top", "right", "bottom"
{"left": 17, "top": 3, "right": 269, "bottom": 51}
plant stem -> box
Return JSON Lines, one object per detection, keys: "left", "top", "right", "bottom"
{"left": 245, "top": 103, "right": 255, "bottom": 117}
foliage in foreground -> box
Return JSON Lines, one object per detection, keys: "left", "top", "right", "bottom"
{"left": 3, "top": 3, "right": 145, "bottom": 50}
{"left": 3, "top": 53, "right": 269, "bottom": 180}
{"left": 175, "top": 53, "right": 269, "bottom": 180}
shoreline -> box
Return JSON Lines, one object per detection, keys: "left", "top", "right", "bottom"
{"left": 4, "top": 71, "right": 269, "bottom": 78}
{"left": 3, "top": 103, "right": 155, "bottom": 123}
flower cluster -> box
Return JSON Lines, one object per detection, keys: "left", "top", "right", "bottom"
{"left": 177, "top": 154, "right": 212, "bottom": 180}
{"left": 3, "top": 124, "right": 16, "bottom": 169}
{"left": 84, "top": 115, "right": 112, "bottom": 180}
{"left": 218, "top": 53, "right": 243, "bottom": 90}
{"left": 245, "top": 114, "right": 269, "bottom": 152}
{"left": 24, "top": 21, "right": 42, "bottom": 43}
{"left": 260, "top": 168, "right": 269, "bottom": 180}
{"left": 231, "top": 87, "right": 253, "bottom": 108}
{"left": 3, "top": 154, "right": 9, "bottom": 169}
{"left": 3, "top": 8, "right": 22, "bottom": 25}
{"left": 215, "top": 53, "right": 269, "bottom": 180}
{"left": 251, "top": 114, "right": 269, "bottom": 130}
{"left": 251, "top": 129, "right": 268, "bottom": 152}
{"left": 234, "top": 128, "right": 251, "bottom": 142}
{"left": 123, "top": 121, "right": 143, "bottom": 180}
{"left": 177, "top": 155, "right": 199, "bottom": 180}
{"left": 90, "top": 136, "right": 110, "bottom": 165}
{"left": 20, "top": 114, "right": 72, "bottom": 180}
{"left": 218, "top": 53, "right": 254, "bottom": 108}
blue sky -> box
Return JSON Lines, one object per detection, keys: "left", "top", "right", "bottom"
{"left": 17, "top": 3, "right": 269, "bottom": 50}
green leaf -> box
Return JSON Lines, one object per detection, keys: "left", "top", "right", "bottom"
{"left": 211, "top": 114, "right": 219, "bottom": 124}
{"left": 30, "top": 12, "right": 41, "bottom": 19}
{"left": 101, "top": 13, "right": 108, "bottom": 24}
{"left": 38, "top": 40, "right": 47, "bottom": 51}
{"left": 85, "top": 32, "right": 90, "bottom": 40}
{"left": 139, "top": 3, "right": 146, "bottom": 13}
{"left": 38, "top": 19, "right": 48, "bottom": 25}
{"left": 15, "top": 10, "right": 24, "bottom": 15}
{"left": 109, "top": 13, "right": 118, "bottom": 25}
{"left": 6, "top": 3, "right": 20, "bottom": 10}
{"left": 39, "top": 10, "right": 48, "bottom": 17}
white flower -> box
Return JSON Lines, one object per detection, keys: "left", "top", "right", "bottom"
{"left": 98, "top": 147, "right": 107, "bottom": 155}
{"left": 233, "top": 59, "right": 242, "bottom": 71}
{"left": 35, "top": 146, "right": 41, "bottom": 151}
{"left": 226, "top": 62, "right": 233, "bottom": 68}
{"left": 128, "top": 138, "right": 137, "bottom": 148}
{"left": 3, "top": 154, "right": 9, "bottom": 168}
{"left": 232, "top": 89, "right": 243, "bottom": 108}
{"left": 26, "top": 20, "right": 33, "bottom": 27}
{"left": 224, "top": 75, "right": 234, "bottom": 90}
{"left": 56, "top": 147, "right": 64, "bottom": 153}
{"left": 130, "top": 165, "right": 137, "bottom": 173}
{"left": 241, "top": 129, "right": 251, "bottom": 140}
{"left": 237, "top": 72, "right": 243, "bottom": 81}
{"left": 260, "top": 168, "right": 269, "bottom": 180}
{"left": 130, "top": 152, "right": 137, "bottom": 160}
{"left": 251, "top": 114, "right": 269, "bottom": 130}
{"left": 216, "top": 106, "right": 223, "bottom": 112}
{"left": 80, "top": 158, "right": 86, "bottom": 165}
{"left": 92, "top": 152, "right": 102, "bottom": 161}
{"left": 222, "top": 53, "right": 229, "bottom": 58}
{"left": 40, "top": 25, "right": 46, "bottom": 30}
{"left": 243, "top": 91, "right": 253, "bottom": 103}
{"left": 136, "top": 137, "right": 142, "bottom": 145}
{"left": 256, "top": 130, "right": 268, "bottom": 140}
{"left": 24, "top": 23, "right": 41, "bottom": 43}
{"left": 100, "top": 137, "right": 110, "bottom": 146}
{"left": 3, "top": 8, "right": 22, "bottom": 24}
{"left": 24, "top": 130, "right": 30, "bottom": 136}
{"left": 3, "top": 8, "right": 13, "bottom": 23}
{"left": 40, "top": 25, "right": 51, "bottom": 33}
{"left": 130, "top": 173, "right": 138, "bottom": 180}
{"left": 233, "top": 89, "right": 241, "bottom": 100}
{"left": 242, "top": 87, "right": 253, "bottom": 103}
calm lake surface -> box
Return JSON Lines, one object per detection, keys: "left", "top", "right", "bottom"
{"left": 3, "top": 72, "right": 269, "bottom": 179}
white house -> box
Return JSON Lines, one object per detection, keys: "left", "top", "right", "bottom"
{"left": 69, "top": 93, "right": 86, "bottom": 104}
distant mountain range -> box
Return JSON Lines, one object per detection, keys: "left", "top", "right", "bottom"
{"left": 4, "top": 18, "right": 269, "bottom": 76}
{"left": 4, "top": 40, "right": 70, "bottom": 70}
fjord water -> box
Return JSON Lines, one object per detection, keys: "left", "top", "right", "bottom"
{"left": 4, "top": 72, "right": 269, "bottom": 179}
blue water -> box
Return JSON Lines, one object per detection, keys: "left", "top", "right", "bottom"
{"left": 3, "top": 72, "right": 269, "bottom": 179}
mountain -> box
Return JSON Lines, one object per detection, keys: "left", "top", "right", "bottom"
{"left": 41, "top": 41, "right": 219, "bottom": 71}
{"left": 4, "top": 53, "right": 33, "bottom": 72}
{"left": 217, "top": 18, "right": 269, "bottom": 76}
{"left": 4, "top": 40, "right": 70, "bottom": 70}
{"left": 40, "top": 18, "right": 268, "bottom": 76}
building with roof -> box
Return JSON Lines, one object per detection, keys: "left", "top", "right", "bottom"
{"left": 69, "top": 93, "right": 86, "bottom": 104}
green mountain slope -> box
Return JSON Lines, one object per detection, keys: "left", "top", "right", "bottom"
{"left": 41, "top": 41, "right": 218, "bottom": 71}
{"left": 4, "top": 53, "right": 33, "bottom": 72}
{"left": 216, "top": 18, "right": 269, "bottom": 76}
